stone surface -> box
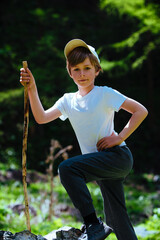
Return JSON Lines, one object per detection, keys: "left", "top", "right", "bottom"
{"left": 44, "top": 229, "right": 57, "bottom": 240}
{"left": 0, "top": 227, "right": 83, "bottom": 240}
{"left": 0, "top": 230, "right": 47, "bottom": 240}
{"left": 55, "top": 226, "right": 82, "bottom": 240}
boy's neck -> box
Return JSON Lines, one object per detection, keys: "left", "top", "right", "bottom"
{"left": 78, "top": 85, "right": 95, "bottom": 97}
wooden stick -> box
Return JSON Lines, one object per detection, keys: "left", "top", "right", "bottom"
{"left": 22, "top": 61, "right": 31, "bottom": 232}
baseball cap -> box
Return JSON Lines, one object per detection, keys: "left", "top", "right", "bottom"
{"left": 64, "top": 39, "right": 100, "bottom": 63}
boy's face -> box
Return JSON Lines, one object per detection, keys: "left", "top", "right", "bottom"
{"left": 69, "top": 57, "right": 99, "bottom": 92}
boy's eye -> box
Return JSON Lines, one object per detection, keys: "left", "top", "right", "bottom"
{"left": 73, "top": 66, "right": 91, "bottom": 72}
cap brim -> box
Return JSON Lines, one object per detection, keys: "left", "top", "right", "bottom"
{"left": 64, "top": 39, "right": 90, "bottom": 58}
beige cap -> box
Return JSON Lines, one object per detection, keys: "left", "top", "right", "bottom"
{"left": 64, "top": 39, "right": 100, "bottom": 63}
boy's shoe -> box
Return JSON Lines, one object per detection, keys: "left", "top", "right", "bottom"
{"left": 78, "top": 217, "right": 113, "bottom": 240}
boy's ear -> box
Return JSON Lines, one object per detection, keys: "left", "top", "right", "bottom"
{"left": 68, "top": 70, "right": 73, "bottom": 78}
{"left": 66, "top": 60, "right": 73, "bottom": 78}
{"left": 95, "top": 70, "right": 100, "bottom": 77}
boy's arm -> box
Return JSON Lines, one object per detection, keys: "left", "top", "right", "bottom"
{"left": 118, "top": 98, "right": 148, "bottom": 141}
{"left": 20, "top": 68, "right": 62, "bottom": 124}
{"left": 97, "top": 98, "right": 148, "bottom": 151}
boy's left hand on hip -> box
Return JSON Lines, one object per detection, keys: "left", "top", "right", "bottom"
{"left": 97, "top": 132, "right": 123, "bottom": 151}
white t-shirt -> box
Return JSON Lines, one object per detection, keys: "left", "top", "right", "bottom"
{"left": 54, "top": 86, "right": 127, "bottom": 154}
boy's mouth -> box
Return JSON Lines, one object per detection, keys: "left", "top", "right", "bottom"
{"left": 79, "top": 79, "right": 87, "bottom": 82}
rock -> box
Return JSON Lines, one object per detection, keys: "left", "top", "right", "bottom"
{"left": 55, "top": 226, "right": 82, "bottom": 240}
{"left": 10, "top": 204, "right": 37, "bottom": 216}
{"left": 0, "top": 169, "right": 47, "bottom": 183}
{"left": 54, "top": 203, "right": 82, "bottom": 221}
{"left": 0, "top": 227, "right": 83, "bottom": 240}
{"left": 0, "top": 231, "right": 5, "bottom": 239}
{"left": 44, "top": 227, "right": 83, "bottom": 240}
{"left": 44, "top": 230, "right": 57, "bottom": 240}
{"left": 0, "top": 230, "right": 47, "bottom": 240}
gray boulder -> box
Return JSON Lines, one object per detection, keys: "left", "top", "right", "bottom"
{"left": 0, "top": 227, "right": 83, "bottom": 240}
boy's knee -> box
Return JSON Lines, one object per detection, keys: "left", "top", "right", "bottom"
{"left": 58, "top": 160, "right": 69, "bottom": 178}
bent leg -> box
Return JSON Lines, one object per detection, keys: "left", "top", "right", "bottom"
{"left": 58, "top": 146, "right": 133, "bottom": 218}
{"left": 58, "top": 157, "right": 95, "bottom": 216}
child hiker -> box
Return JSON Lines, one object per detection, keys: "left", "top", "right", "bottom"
{"left": 20, "top": 39, "right": 148, "bottom": 240}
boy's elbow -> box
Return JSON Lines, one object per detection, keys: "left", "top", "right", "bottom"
{"left": 35, "top": 119, "right": 44, "bottom": 124}
{"left": 36, "top": 120, "right": 44, "bottom": 124}
{"left": 35, "top": 116, "right": 46, "bottom": 124}
{"left": 145, "top": 108, "right": 148, "bottom": 117}
{"left": 142, "top": 107, "right": 148, "bottom": 119}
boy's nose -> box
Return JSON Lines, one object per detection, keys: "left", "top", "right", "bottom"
{"left": 80, "top": 70, "right": 85, "bottom": 77}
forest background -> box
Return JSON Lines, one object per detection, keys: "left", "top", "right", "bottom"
{"left": 0, "top": 0, "right": 160, "bottom": 175}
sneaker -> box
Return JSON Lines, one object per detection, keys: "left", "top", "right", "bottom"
{"left": 78, "top": 217, "right": 113, "bottom": 240}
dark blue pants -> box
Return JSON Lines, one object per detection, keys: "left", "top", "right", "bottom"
{"left": 58, "top": 145, "right": 138, "bottom": 240}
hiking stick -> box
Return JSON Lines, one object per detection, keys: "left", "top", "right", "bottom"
{"left": 22, "top": 61, "right": 31, "bottom": 232}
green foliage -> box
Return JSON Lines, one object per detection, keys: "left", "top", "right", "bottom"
{"left": 0, "top": 88, "right": 23, "bottom": 104}
{"left": 54, "top": 181, "right": 71, "bottom": 204}
{"left": 31, "top": 218, "right": 63, "bottom": 236}
{"left": 100, "top": 0, "right": 160, "bottom": 74}
{"left": 100, "top": 0, "right": 160, "bottom": 32}
{"left": 87, "top": 182, "right": 104, "bottom": 218}
{"left": 136, "top": 210, "right": 160, "bottom": 240}
{"left": 0, "top": 206, "right": 12, "bottom": 229}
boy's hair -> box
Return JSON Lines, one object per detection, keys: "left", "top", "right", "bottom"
{"left": 66, "top": 47, "right": 103, "bottom": 74}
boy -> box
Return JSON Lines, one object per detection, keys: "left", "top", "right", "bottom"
{"left": 20, "top": 39, "right": 148, "bottom": 240}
